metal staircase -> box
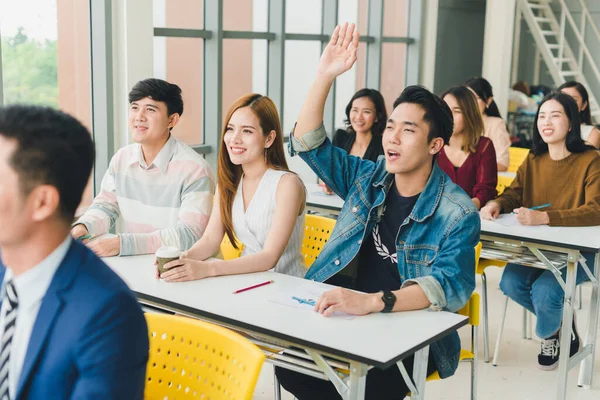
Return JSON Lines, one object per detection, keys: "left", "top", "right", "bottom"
{"left": 518, "top": 0, "right": 600, "bottom": 124}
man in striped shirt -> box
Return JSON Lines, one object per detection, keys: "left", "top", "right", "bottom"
{"left": 72, "top": 79, "right": 215, "bottom": 256}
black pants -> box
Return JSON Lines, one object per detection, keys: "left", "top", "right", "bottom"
{"left": 275, "top": 351, "right": 437, "bottom": 400}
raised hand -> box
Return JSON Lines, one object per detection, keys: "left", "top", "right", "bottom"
{"left": 317, "top": 22, "right": 359, "bottom": 79}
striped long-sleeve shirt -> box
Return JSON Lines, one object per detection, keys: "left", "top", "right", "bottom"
{"left": 76, "top": 135, "right": 215, "bottom": 256}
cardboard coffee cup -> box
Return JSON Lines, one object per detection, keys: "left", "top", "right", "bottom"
{"left": 155, "top": 246, "right": 181, "bottom": 275}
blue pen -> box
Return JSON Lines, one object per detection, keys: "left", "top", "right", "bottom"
{"left": 292, "top": 296, "right": 316, "bottom": 306}
{"left": 77, "top": 234, "right": 92, "bottom": 241}
{"left": 529, "top": 203, "right": 551, "bottom": 211}
{"left": 512, "top": 203, "right": 551, "bottom": 214}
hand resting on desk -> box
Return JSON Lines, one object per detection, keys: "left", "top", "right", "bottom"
{"left": 512, "top": 207, "right": 549, "bottom": 225}
{"left": 156, "top": 252, "right": 221, "bottom": 282}
{"left": 314, "top": 287, "right": 383, "bottom": 317}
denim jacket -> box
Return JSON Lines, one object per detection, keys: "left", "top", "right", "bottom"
{"left": 290, "top": 124, "right": 480, "bottom": 379}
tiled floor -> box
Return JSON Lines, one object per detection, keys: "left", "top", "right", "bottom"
{"left": 251, "top": 266, "right": 600, "bottom": 399}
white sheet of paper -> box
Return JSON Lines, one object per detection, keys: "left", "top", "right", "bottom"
{"left": 269, "top": 284, "right": 355, "bottom": 319}
{"left": 493, "top": 213, "right": 562, "bottom": 232}
{"left": 493, "top": 213, "right": 520, "bottom": 227}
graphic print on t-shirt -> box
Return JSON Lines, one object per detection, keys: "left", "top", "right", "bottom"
{"left": 372, "top": 206, "right": 398, "bottom": 264}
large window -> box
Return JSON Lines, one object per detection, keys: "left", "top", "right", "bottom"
{"left": 0, "top": 0, "right": 93, "bottom": 213}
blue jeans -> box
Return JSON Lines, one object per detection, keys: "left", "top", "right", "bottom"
{"left": 499, "top": 253, "right": 595, "bottom": 339}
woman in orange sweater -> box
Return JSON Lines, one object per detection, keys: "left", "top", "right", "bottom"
{"left": 480, "top": 92, "right": 600, "bottom": 371}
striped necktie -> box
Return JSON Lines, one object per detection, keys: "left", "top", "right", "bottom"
{"left": 0, "top": 281, "right": 18, "bottom": 400}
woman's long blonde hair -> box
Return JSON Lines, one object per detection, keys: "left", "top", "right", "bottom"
{"left": 218, "top": 94, "right": 290, "bottom": 249}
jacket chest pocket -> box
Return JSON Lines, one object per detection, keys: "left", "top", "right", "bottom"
{"left": 405, "top": 245, "right": 439, "bottom": 276}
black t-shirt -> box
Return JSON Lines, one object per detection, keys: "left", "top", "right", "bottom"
{"left": 355, "top": 182, "right": 420, "bottom": 293}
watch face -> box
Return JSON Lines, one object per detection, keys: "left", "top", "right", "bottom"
{"left": 382, "top": 291, "right": 396, "bottom": 312}
{"left": 383, "top": 291, "right": 396, "bottom": 303}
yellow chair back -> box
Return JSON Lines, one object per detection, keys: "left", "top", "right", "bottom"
{"left": 302, "top": 214, "right": 336, "bottom": 268}
{"left": 496, "top": 175, "right": 514, "bottom": 196}
{"left": 145, "top": 313, "right": 265, "bottom": 400}
{"left": 221, "top": 235, "right": 243, "bottom": 260}
{"left": 508, "top": 147, "right": 530, "bottom": 173}
{"left": 423, "top": 243, "right": 481, "bottom": 387}
{"left": 458, "top": 291, "right": 480, "bottom": 327}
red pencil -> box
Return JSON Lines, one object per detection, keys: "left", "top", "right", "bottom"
{"left": 232, "top": 280, "right": 274, "bottom": 294}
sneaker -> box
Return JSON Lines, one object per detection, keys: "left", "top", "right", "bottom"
{"left": 537, "top": 315, "right": 581, "bottom": 371}
{"left": 538, "top": 331, "right": 560, "bottom": 370}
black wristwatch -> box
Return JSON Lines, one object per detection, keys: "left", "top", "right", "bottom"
{"left": 380, "top": 291, "right": 396, "bottom": 313}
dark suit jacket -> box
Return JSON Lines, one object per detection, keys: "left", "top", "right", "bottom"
{"left": 0, "top": 240, "right": 148, "bottom": 400}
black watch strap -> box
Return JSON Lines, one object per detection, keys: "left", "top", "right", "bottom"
{"left": 381, "top": 290, "right": 396, "bottom": 313}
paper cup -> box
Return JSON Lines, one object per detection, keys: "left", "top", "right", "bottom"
{"left": 155, "top": 246, "right": 181, "bottom": 275}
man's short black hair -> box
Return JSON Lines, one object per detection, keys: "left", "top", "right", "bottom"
{"left": 128, "top": 78, "right": 184, "bottom": 117}
{"left": 393, "top": 86, "right": 454, "bottom": 146}
{"left": 0, "top": 105, "right": 95, "bottom": 222}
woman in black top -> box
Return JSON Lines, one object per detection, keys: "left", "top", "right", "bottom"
{"left": 320, "top": 88, "right": 387, "bottom": 194}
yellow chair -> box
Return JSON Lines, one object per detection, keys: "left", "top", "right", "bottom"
{"left": 301, "top": 214, "right": 336, "bottom": 268}
{"left": 496, "top": 175, "right": 514, "bottom": 196}
{"left": 477, "top": 258, "right": 507, "bottom": 364}
{"left": 423, "top": 292, "right": 480, "bottom": 399}
{"left": 145, "top": 313, "right": 265, "bottom": 400}
{"left": 410, "top": 243, "right": 481, "bottom": 399}
{"left": 221, "top": 235, "right": 243, "bottom": 260}
{"left": 507, "top": 147, "right": 530, "bottom": 173}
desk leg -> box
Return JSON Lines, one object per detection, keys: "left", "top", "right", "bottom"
{"left": 347, "top": 362, "right": 367, "bottom": 400}
{"left": 556, "top": 251, "right": 578, "bottom": 400}
{"left": 410, "top": 346, "right": 430, "bottom": 400}
{"left": 578, "top": 252, "right": 600, "bottom": 388}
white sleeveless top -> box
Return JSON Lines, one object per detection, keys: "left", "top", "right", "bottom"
{"left": 581, "top": 124, "right": 593, "bottom": 141}
{"left": 232, "top": 169, "right": 306, "bottom": 278}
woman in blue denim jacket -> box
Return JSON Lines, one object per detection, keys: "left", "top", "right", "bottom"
{"left": 275, "top": 23, "right": 481, "bottom": 400}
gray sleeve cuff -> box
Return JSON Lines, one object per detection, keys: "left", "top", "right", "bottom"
{"left": 289, "top": 123, "right": 328, "bottom": 155}
{"left": 118, "top": 233, "right": 132, "bottom": 256}
{"left": 401, "top": 276, "right": 447, "bottom": 311}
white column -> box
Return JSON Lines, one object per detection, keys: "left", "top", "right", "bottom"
{"left": 419, "top": 0, "right": 439, "bottom": 91}
{"left": 482, "top": 0, "right": 517, "bottom": 119}
{"left": 112, "top": 0, "right": 154, "bottom": 149}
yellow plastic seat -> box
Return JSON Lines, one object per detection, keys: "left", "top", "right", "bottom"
{"left": 496, "top": 174, "right": 514, "bottom": 196}
{"left": 426, "top": 293, "right": 480, "bottom": 385}
{"left": 145, "top": 313, "right": 265, "bottom": 400}
{"left": 221, "top": 235, "right": 243, "bottom": 260}
{"left": 410, "top": 243, "right": 482, "bottom": 400}
{"left": 301, "top": 214, "right": 336, "bottom": 268}
{"left": 507, "top": 147, "right": 530, "bottom": 173}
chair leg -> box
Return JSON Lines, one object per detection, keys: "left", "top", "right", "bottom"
{"left": 578, "top": 284, "right": 583, "bottom": 310}
{"left": 526, "top": 310, "right": 532, "bottom": 340}
{"left": 471, "top": 325, "right": 478, "bottom": 400}
{"left": 521, "top": 307, "right": 525, "bottom": 339}
{"left": 493, "top": 296, "right": 509, "bottom": 366}
{"left": 481, "top": 272, "right": 490, "bottom": 363}
{"left": 274, "top": 369, "right": 281, "bottom": 400}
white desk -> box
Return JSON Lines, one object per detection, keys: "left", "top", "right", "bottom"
{"left": 305, "top": 183, "right": 344, "bottom": 215}
{"left": 498, "top": 171, "right": 516, "bottom": 179}
{"left": 480, "top": 218, "right": 600, "bottom": 400}
{"left": 105, "top": 255, "right": 467, "bottom": 400}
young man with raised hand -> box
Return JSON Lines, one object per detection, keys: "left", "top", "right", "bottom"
{"left": 275, "top": 23, "right": 480, "bottom": 399}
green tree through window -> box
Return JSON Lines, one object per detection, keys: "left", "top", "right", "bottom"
{"left": 1, "top": 27, "right": 58, "bottom": 108}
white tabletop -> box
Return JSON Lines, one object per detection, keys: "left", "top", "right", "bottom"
{"left": 105, "top": 255, "right": 467, "bottom": 368}
{"left": 498, "top": 171, "right": 516, "bottom": 179}
{"left": 481, "top": 216, "right": 600, "bottom": 253}
{"left": 305, "top": 183, "right": 344, "bottom": 212}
